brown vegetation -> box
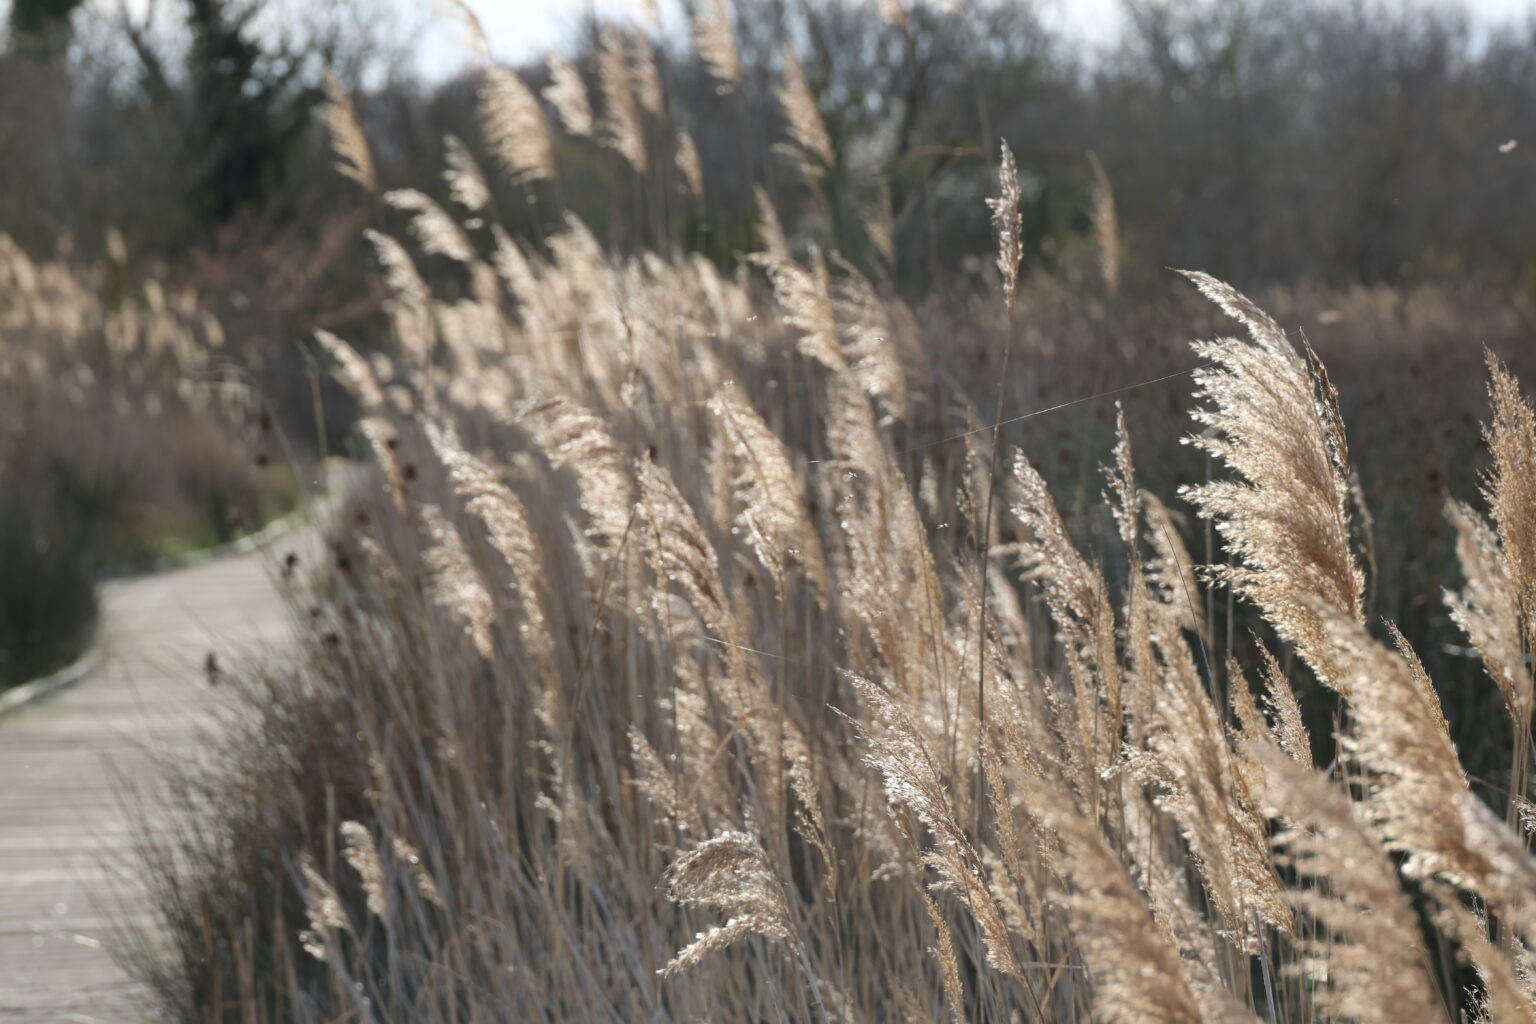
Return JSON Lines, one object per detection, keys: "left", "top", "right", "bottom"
{"left": 119, "top": 29, "right": 1536, "bottom": 1019}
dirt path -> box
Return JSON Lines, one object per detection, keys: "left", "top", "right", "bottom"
{"left": 0, "top": 512, "right": 323, "bottom": 1022}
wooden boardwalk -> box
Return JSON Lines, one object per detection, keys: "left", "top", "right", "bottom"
{"left": 0, "top": 515, "right": 320, "bottom": 1022}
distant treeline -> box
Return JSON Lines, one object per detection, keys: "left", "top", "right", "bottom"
{"left": 5, "top": 0, "right": 1536, "bottom": 303}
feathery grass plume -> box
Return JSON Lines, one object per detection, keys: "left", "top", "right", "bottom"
{"left": 691, "top": 0, "right": 742, "bottom": 88}
{"left": 1142, "top": 490, "right": 1206, "bottom": 642}
{"left": 543, "top": 50, "right": 594, "bottom": 137}
{"left": 1008, "top": 450, "right": 1101, "bottom": 635}
{"left": 363, "top": 229, "right": 430, "bottom": 306}
{"left": 659, "top": 830, "right": 793, "bottom": 975}
{"left": 1251, "top": 740, "right": 1445, "bottom": 1023}
{"left": 825, "top": 373, "right": 949, "bottom": 702}
{"left": 512, "top": 395, "right": 633, "bottom": 584}
{"left": 598, "top": 27, "right": 648, "bottom": 173}
{"left": 1326, "top": 613, "right": 1536, "bottom": 927}
{"left": 1462, "top": 357, "right": 1536, "bottom": 815}
{"left": 755, "top": 245, "right": 843, "bottom": 371}
{"left": 364, "top": 228, "right": 436, "bottom": 365}
{"left": 441, "top": 134, "right": 491, "bottom": 211}
{"left": 1031, "top": 780, "right": 1211, "bottom": 1024}
{"left": 631, "top": 31, "right": 665, "bottom": 116}
{"left": 877, "top": 0, "right": 907, "bottom": 27}
{"left": 339, "top": 821, "right": 388, "bottom": 918}
{"left": 419, "top": 503, "right": 495, "bottom": 659}
{"left": 635, "top": 455, "right": 737, "bottom": 648}
{"left": 1253, "top": 642, "right": 1310, "bottom": 764}
{"left": 776, "top": 46, "right": 834, "bottom": 177}
{"left": 424, "top": 421, "right": 555, "bottom": 666}
{"left": 1106, "top": 417, "right": 1290, "bottom": 943}
{"left": 1009, "top": 448, "right": 1126, "bottom": 788}
{"left": 1131, "top": 596, "right": 1293, "bottom": 945}
{"left": 490, "top": 223, "right": 541, "bottom": 307}
{"left": 628, "top": 726, "right": 706, "bottom": 836}
{"left": 1114, "top": 790, "right": 1237, "bottom": 1016}
{"left": 1428, "top": 886, "right": 1536, "bottom": 1023}
{"left": 358, "top": 415, "right": 409, "bottom": 511}
{"left": 1483, "top": 350, "right": 1536, "bottom": 618}
{"left": 986, "top": 140, "right": 1024, "bottom": 314}
{"left": 1179, "top": 271, "right": 1364, "bottom": 691}
{"left": 708, "top": 381, "right": 828, "bottom": 600}
{"left": 920, "top": 899, "right": 967, "bottom": 1024}
{"left": 1445, "top": 499, "right": 1531, "bottom": 728}
{"left": 674, "top": 129, "right": 704, "bottom": 197}
{"left": 388, "top": 835, "right": 444, "bottom": 907}
{"left": 384, "top": 189, "right": 475, "bottom": 263}
{"left": 1086, "top": 150, "right": 1120, "bottom": 297}
{"left": 1106, "top": 405, "right": 1144, "bottom": 747}
{"left": 753, "top": 185, "right": 790, "bottom": 262}
{"left": 439, "top": 0, "right": 492, "bottom": 60}
{"left": 847, "top": 674, "right": 1021, "bottom": 979}
{"left": 318, "top": 69, "right": 377, "bottom": 192}
{"left": 480, "top": 65, "right": 555, "bottom": 184}
{"left": 831, "top": 255, "right": 909, "bottom": 418}
{"left": 313, "top": 328, "right": 385, "bottom": 410}
{"left": 1179, "top": 276, "right": 1536, "bottom": 932}
{"left": 297, "top": 854, "right": 350, "bottom": 961}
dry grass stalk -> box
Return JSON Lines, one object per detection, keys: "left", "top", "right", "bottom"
{"left": 1180, "top": 271, "right": 1364, "bottom": 691}
{"left": 675, "top": 129, "right": 704, "bottom": 197}
{"left": 1445, "top": 499, "right": 1531, "bottom": 726}
{"left": 424, "top": 421, "right": 555, "bottom": 667}
{"left": 631, "top": 32, "right": 665, "bottom": 116}
{"left": 598, "top": 27, "right": 648, "bottom": 174}
{"left": 692, "top": 0, "right": 743, "bottom": 87}
{"left": 1252, "top": 741, "right": 1445, "bottom": 1023}
{"left": 384, "top": 189, "right": 475, "bottom": 263}
{"left": 513, "top": 394, "right": 633, "bottom": 562}
{"left": 363, "top": 229, "right": 430, "bottom": 307}
{"left": 313, "top": 328, "right": 385, "bottom": 410}
{"left": 986, "top": 141, "right": 1024, "bottom": 314}
{"left": 850, "top": 674, "right": 1021, "bottom": 979}
{"left": 1033, "top": 780, "right": 1210, "bottom": 1024}
{"left": 1086, "top": 150, "right": 1120, "bottom": 297}
{"left": 831, "top": 255, "right": 910, "bottom": 418}
{"left": 441, "top": 134, "right": 491, "bottom": 211}
{"left": 777, "top": 47, "right": 834, "bottom": 177}
{"left": 543, "top": 50, "right": 595, "bottom": 137}
{"left": 1483, "top": 350, "right": 1536, "bottom": 619}
{"left": 419, "top": 503, "right": 496, "bottom": 659}
{"left": 318, "top": 69, "right": 376, "bottom": 192}
{"left": 708, "top": 381, "right": 828, "bottom": 599}
{"left": 755, "top": 245, "right": 843, "bottom": 371}
{"left": 479, "top": 65, "right": 555, "bottom": 184}
{"left": 339, "top": 822, "right": 388, "bottom": 918}
{"left": 297, "top": 854, "right": 350, "bottom": 961}
{"left": 753, "top": 185, "right": 790, "bottom": 262}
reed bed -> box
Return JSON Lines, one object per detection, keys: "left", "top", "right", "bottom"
{"left": 127, "top": 12, "right": 1536, "bottom": 1022}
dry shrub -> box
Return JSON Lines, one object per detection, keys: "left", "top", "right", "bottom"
{"left": 0, "top": 237, "right": 269, "bottom": 683}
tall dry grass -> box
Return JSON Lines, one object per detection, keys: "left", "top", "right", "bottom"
{"left": 126, "top": 13, "right": 1536, "bottom": 1024}
{"left": 0, "top": 236, "right": 272, "bottom": 684}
